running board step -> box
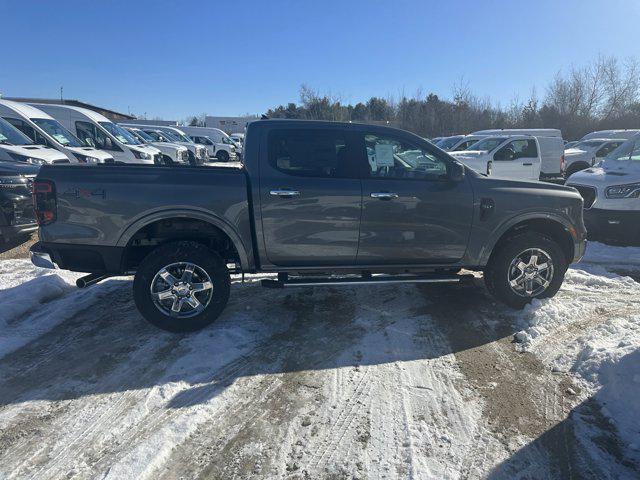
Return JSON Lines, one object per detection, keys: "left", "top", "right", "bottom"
{"left": 261, "top": 273, "right": 474, "bottom": 289}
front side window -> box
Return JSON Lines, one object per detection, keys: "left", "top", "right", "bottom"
{"left": 494, "top": 139, "right": 537, "bottom": 161}
{"left": 365, "top": 134, "right": 448, "bottom": 180}
{"left": 268, "top": 129, "right": 350, "bottom": 178}
{"left": 32, "top": 118, "right": 84, "bottom": 147}
{"left": 99, "top": 122, "right": 141, "bottom": 145}
{"left": 76, "top": 121, "right": 117, "bottom": 150}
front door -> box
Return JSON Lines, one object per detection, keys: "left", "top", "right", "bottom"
{"left": 357, "top": 132, "right": 474, "bottom": 265}
{"left": 492, "top": 139, "right": 539, "bottom": 180}
{"left": 259, "top": 128, "right": 362, "bottom": 267}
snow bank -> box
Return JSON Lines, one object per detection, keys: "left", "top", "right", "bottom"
{"left": 0, "top": 259, "right": 121, "bottom": 360}
{"left": 512, "top": 243, "right": 640, "bottom": 464}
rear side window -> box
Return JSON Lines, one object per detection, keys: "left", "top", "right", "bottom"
{"left": 495, "top": 139, "right": 538, "bottom": 161}
{"left": 268, "top": 129, "right": 352, "bottom": 178}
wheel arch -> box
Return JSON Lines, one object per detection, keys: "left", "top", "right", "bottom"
{"left": 481, "top": 214, "right": 576, "bottom": 266}
{"left": 117, "top": 209, "right": 252, "bottom": 271}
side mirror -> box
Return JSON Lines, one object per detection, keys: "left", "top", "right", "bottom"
{"left": 448, "top": 161, "right": 465, "bottom": 182}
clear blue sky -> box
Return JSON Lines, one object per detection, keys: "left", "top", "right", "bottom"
{"left": 3, "top": 0, "right": 639, "bottom": 119}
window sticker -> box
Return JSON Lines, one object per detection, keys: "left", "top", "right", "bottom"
{"left": 375, "top": 144, "right": 395, "bottom": 167}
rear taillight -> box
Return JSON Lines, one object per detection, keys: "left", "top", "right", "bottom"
{"left": 560, "top": 154, "right": 566, "bottom": 173}
{"left": 33, "top": 180, "right": 57, "bottom": 225}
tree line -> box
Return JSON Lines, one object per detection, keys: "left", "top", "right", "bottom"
{"left": 264, "top": 56, "right": 640, "bottom": 141}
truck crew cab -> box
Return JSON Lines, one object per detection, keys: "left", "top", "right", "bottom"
{"left": 30, "top": 120, "right": 586, "bottom": 332}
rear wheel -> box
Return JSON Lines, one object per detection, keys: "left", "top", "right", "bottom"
{"left": 133, "top": 241, "right": 230, "bottom": 332}
{"left": 484, "top": 232, "right": 567, "bottom": 309}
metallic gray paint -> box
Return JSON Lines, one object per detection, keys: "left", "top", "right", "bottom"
{"left": 35, "top": 120, "right": 587, "bottom": 275}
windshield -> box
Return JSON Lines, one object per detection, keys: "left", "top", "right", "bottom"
{"left": 98, "top": 122, "right": 142, "bottom": 145}
{"left": 574, "top": 140, "right": 605, "bottom": 149}
{"left": 468, "top": 137, "right": 506, "bottom": 152}
{"left": 32, "top": 118, "right": 84, "bottom": 147}
{"left": 131, "top": 129, "right": 154, "bottom": 142}
{"left": 165, "top": 130, "right": 192, "bottom": 143}
{"left": 161, "top": 131, "right": 184, "bottom": 143}
{"left": 436, "top": 136, "right": 464, "bottom": 150}
{"left": 0, "top": 117, "right": 33, "bottom": 145}
{"left": 605, "top": 136, "right": 640, "bottom": 162}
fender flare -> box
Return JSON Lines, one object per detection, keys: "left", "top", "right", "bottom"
{"left": 478, "top": 212, "right": 575, "bottom": 265}
{"left": 116, "top": 208, "right": 251, "bottom": 270}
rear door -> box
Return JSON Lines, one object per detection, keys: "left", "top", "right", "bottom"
{"left": 492, "top": 138, "right": 539, "bottom": 180}
{"left": 259, "top": 127, "right": 362, "bottom": 267}
{"left": 357, "top": 131, "right": 474, "bottom": 264}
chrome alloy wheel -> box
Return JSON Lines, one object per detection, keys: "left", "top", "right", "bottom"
{"left": 507, "top": 248, "right": 554, "bottom": 297}
{"left": 150, "top": 262, "right": 213, "bottom": 318}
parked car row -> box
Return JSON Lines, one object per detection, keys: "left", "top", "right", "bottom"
{"left": 0, "top": 99, "right": 241, "bottom": 167}
{"left": 434, "top": 128, "right": 565, "bottom": 182}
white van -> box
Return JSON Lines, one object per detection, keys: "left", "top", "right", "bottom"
{"left": 0, "top": 117, "right": 70, "bottom": 165}
{"left": 32, "top": 104, "right": 161, "bottom": 165}
{"left": 566, "top": 134, "right": 640, "bottom": 244}
{"left": 580, "top": 129, "right": 640, "bottom": 141}
{"left": 450, "top": 135, "right": 564, "bottom": 181}
{"left": 174, "top": 125, "right": 239, "bottom": 161}
{"left": 119, "top": 124, "right": 208, "bottom": 164}
{"left": 124, "top": 127, "right": 189, "bottom": 165}
{"left": 0, "top": 100, "right": 114, "bottom": 164}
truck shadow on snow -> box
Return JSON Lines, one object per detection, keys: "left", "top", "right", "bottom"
{"left": 487, "top": 348, "right": 640, "bottom": 480}
{"left": 0, "top": 276, "right": 637, "bottom": 477}
{"left": 0, "top": 277, "right": 519, "bottom": 409}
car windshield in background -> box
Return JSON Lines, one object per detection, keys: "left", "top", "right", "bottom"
{"left": 575, "top": 140, "right": 606, "bottom": 149}
{"left": 175, "top": 132, "right": 193, "bottom": 143}
{"left": 162, "top": 131, "right": 184, "bottom": 143}
{"left": 436, "top": 136, "right": 464, "bottom": 149}
{"left": 0, "top": 117, "right": 33, "bottom": 145}
{"left": 469, "top": 137, "right": 505, "bottom": 152}
{"left": 32, "top": 118, "right": 84, "bottom": 147}
{"left": 605, "top": 137, "right": 640, "bottom": 162}
{"left": 99, "top": 122, "right": 142, "bottom": 145}
{"left": 131, "top": 129, "right": 155, "bottom": 142}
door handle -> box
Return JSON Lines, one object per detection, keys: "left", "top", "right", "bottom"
{"left": 270, "top": 189, "right": 300, "bottom": 198}
{"left": 522, "top": 163, "right": 533, "bottom": 166}
{"left": 370, "top": 192, "right": 399, "bottom": 200}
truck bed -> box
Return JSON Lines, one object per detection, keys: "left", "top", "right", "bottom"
{"left": 36, "top": 163, "right": 254, "bottom": 271}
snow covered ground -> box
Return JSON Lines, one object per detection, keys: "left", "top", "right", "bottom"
{"left": 0, "top": 243, "right": 638, "bottom": 479}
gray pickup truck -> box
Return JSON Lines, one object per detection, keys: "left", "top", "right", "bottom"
{"left": 30, "top": 120, "right": 587, "bottom": 332}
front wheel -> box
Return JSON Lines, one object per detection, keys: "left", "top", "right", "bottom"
{"left": 484, "top": 232, "right": 567, "bottom": 309}
{"left": 133, "top": 241, "right": 230, "bottom": 332}
{"left": 216, "top": 150, "right": 230, "bottom": 162}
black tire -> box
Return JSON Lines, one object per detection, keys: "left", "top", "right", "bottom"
{"left": 187, "top": 150, "right": 198, "bottom": 166}
{"left": 162, "top": 154, "right": 174, "bottom": 166}
{"left": 133, "top": 241, "right": 230, "bottom": 332}
{"left": 216, "top": 150, "right": 230, "bottom": 162}
{"left": 484, "top": 232, "right": 567, "bottom": 309}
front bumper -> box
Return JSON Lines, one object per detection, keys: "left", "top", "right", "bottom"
{"left": 584, "top": 208, "right": 640, "bottom": 245}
